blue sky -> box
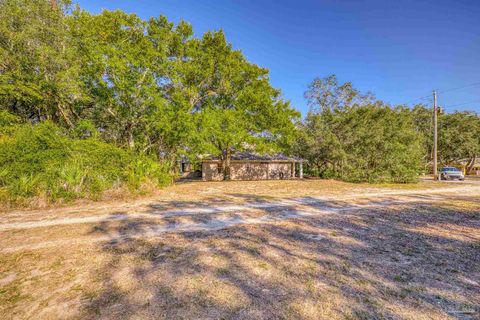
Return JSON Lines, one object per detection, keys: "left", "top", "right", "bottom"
{"left": 76, "top": 0, "right": 480, "bottom": 115}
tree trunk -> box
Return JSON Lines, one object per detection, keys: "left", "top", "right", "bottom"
{"left": 222, "top": 149, "right": 232, "bottom": 180}
{"left": 57, "top": 103, "right": 74, "bottom": 128}
{"left": 169, "top": 153, "right": 179, "bottom": 175}
{"left": 467, "top": 155, "right": 476, "bottom": 175}
{"left": 127, "top": 130, "right": 135, "bottom": 149}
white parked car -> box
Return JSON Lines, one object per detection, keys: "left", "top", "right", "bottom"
{"left": 440, "top": 167, "right": 464, "bottom": 180}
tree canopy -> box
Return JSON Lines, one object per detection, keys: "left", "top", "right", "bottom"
{"left": 1, "top": 0, "right": 299, "bottom": 182}
{"left": 299, "top": 76, "right": 422, "bottom": 183}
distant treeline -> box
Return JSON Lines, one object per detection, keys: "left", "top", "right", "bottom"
{"left": 1, "top": 0, "right": 479, "bottom": 205}
{"left": 297, "top": 75, "right": 480, "bottom": 182}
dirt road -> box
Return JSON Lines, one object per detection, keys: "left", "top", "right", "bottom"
{"left": 1, "top": 184, "right": 479, "bottom": 253}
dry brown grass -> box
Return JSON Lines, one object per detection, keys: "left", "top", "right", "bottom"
{"left": 1, "top": 180, "right": 479, "bottom": 319}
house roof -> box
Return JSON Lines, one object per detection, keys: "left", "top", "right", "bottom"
{"left": 204, "top": 152, "right": 305, "bottom": 162}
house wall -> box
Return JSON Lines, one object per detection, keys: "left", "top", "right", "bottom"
{"left": 202, "top": 162, "right": 223, "bottom": 181}
{"left": 230, "top": 162, "right": 268, "bottom": 180}
{"left": 202, "top": 161, "right": 295, "bottom": 181}
{"left": 268, "top": 162, "right": 293, "bottom": 180}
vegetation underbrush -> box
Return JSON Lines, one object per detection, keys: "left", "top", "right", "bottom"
{"left": 0, "top": 112, "right": 172, "bottom": 208}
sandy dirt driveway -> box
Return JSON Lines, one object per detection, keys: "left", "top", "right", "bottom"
{"left": 1, "top": 180, "right": 479, "bottom": 319}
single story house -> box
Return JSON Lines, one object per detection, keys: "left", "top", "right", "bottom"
{"left": 201, "top": 152, "right": 305, "bottom": 181}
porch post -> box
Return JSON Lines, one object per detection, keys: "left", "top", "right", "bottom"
{"left": 291, "top": 161, "right": 295, "bottom": 178}
{"left": 299, "top": 162, "right": 303, "bottom": 179}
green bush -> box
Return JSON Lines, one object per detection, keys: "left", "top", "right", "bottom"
{"left": 0, "top": 110, "right": 22, "bottom": 135}
{"left": 0, "top": 119, "right": 172, "bottom": 206}
{"left": 300, "top": 105, "right": 423, "bottom": 183}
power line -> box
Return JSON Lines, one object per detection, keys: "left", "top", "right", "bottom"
{"left": 403, "top": 94, "right": 432, "bottom": 105}
{"left": 443, "top": 99, "right": 480, "bottom": 109}
{"left": 403, "top": 81, "right": 480, "bottom": 106}
{"left": 438, "top": 81, "right": 480, "bottom": 94}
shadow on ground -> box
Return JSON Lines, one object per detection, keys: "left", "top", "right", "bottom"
{"left": 81, "top": 194, "right": 480, "bottom": 320}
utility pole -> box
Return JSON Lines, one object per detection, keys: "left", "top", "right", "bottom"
{"left": 433, "top": 90, "right": 438, "bottom": 180}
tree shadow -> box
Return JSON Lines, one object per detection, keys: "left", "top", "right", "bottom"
{"left": 79, "top": 192, "right": 480, "bottom": 319}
